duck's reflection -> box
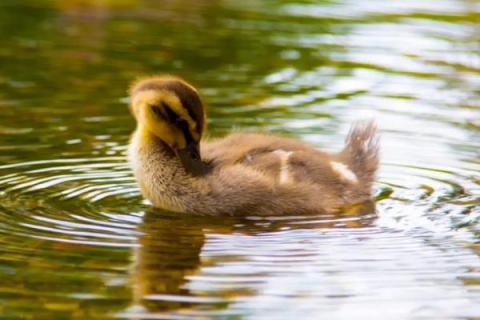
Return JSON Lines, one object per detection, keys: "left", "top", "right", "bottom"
{"left": 132, "top": 210, "right": 211, "bottom": 312}
{"left": 131, "top": 201, "right": 375, "bottom": 314}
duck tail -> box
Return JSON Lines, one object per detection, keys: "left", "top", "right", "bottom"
{"left": 340, "top": 121, "right": 380, "bottom": 189}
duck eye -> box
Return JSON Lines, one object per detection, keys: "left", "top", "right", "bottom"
{"left": 153, "top": 102, "right": 195, "bottom": 145}
{"left": 150, "top": 105, "right": 165, "bottom": 119}
{"left": 150, "top": 103, "right": 181, "bottom": 124}
{"left": 162, "top": 102, "right": 180, "bottom": 123}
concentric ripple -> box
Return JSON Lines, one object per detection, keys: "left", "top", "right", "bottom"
{"left": 0, "top": 156, "right": 142, "bottom": 247}
{"left": 0, "top": 0, "right": 479, "bottom": 319}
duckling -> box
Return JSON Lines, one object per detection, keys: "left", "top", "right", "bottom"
{"left": 128, "top": 75, "right": 379, "bottom": 216}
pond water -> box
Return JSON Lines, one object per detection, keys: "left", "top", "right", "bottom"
{"left": 0, "top": 0, "right": 479, "bottom": 319}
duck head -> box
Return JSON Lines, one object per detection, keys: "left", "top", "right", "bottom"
{"left": 130, "top": 76, "right": 207, "bottom": 175}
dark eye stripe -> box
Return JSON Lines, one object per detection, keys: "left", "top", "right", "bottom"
{"left": 177, "top": 119, "right": 195, "bottom": 146}
{"left": 178, "top": 96, "right": 201, "bottom": 130}
{"left": 161, "top": 102, "right": 180, "bottom": 123}
{"left": 150, "top": 105, "right": 165, "bottom": 119}
{"left": 150, "top": 103, "right": 182, "bottom": 123}
{"left": 158, "top": 102, "right": 196, "bottom": 145}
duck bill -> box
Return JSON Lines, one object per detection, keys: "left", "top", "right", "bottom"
{"left": 176, "top": 143, "right": 207, "bottom": 176}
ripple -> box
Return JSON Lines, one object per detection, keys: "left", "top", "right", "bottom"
{"left": 0, "top": 157, "right": 138, "bottom": 200}
{"left": 0, "top": 156, "right": 142, "bottom": 248}
{"left": 0, "top": 0, "right": 479, "bottom": 319}
{"left": 131, "top": 213, "right": 479, "bottom": 319}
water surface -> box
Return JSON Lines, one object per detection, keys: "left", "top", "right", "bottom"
{"left": 0, "top": 0, "right": 479, "bottom": 319}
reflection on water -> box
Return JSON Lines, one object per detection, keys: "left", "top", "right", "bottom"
{"left": 129, "top": 211, "right": 209, "bottom": 316}
{"left": 0, "top": 0, "right": 479, "bottom": 318}
{"left": 127, "top": 209, "right": 374, "bottom": 318}
{"left": 125, "top": 210, "right": 480, "bottom": 319}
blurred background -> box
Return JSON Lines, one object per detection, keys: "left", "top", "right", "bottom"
{"left": 0, "top": 0, "right": 479, "bottom": 319}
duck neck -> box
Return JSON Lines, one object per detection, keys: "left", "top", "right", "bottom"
{"left": 132, "top": 124, "right": 179, "bottom": 160}
{"left": 130, "top": 126, "right": 191, "bottom": 186}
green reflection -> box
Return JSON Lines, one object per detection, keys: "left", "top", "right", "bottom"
{"left": 131, "top": 210, "right": 224, "bottom": 315}
{"left": 0, "top": 0, "right": 479, "bottom": 318}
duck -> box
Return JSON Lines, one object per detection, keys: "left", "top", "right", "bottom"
{"left": 128, "top": 75, "right": 379, "bottom": 216}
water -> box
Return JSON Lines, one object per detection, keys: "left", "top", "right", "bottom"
{"left": 0, "top": 0, "right": 479, "bottom": 319}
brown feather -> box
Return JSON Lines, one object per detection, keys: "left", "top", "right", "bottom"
{"left": 128, "top": 76, "right": 380, "bottom": 216}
